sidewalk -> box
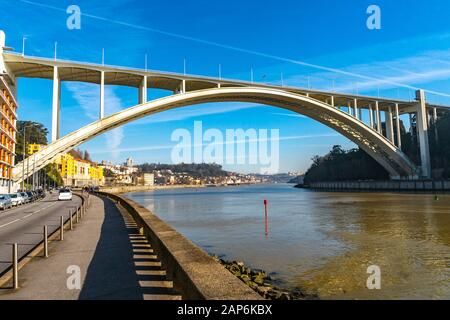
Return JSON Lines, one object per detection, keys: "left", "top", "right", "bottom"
{"left": 0, "top": 195, "right": 181, "bottom": 300}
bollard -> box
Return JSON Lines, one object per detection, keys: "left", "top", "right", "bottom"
{"left": 264, "top": 199, "right": 269, "bottom": 237}
{"left": 76, "top": 207, "right": 79, "bottom": 223}
{"left": 12, "top": 243, "right": 18, "bottom": 289}
{"left": 60, "top": 216, "right": 64, "bottom": 241}
{"left": 43, "top": 225, "right": 48, "bottom": 258}
{"left": 69, "top": 210, "right": 73, "bottom": 230}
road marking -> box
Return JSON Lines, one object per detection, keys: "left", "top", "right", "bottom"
{"left": 0, "top": 219, "right": 21, "bottom": 228}
{"left": 0, "top": 199, "right": 76, "bottom": 229}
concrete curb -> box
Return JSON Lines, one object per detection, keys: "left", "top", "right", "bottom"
{"left": 97, "top": 191, "right": 263, "bottom": 300}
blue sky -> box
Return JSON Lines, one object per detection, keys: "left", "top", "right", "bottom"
{"left": 2, "top": 0, "right": 450, "bottom": 173}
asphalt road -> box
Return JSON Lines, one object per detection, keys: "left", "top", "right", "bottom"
{"left": 0, "top": 192, "right": 82, "bottom": 275}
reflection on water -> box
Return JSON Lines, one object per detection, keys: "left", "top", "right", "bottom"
{"left": 126, "top": 184, "right": 450, "bottom": 299}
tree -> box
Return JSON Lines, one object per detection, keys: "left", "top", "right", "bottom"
{"left": 83, "top": 150, "right": 92, "bottom": 162}
{"left": 16, "top": 121, "right": 49, "bottom": 161}
{"left": 69, "top": 149, "right": 83, "bottom": 159}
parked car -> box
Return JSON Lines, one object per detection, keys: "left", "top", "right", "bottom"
{"left": 26, "top": 191, "right": 35, "bottom": 202}
{"left": 58, "top": 189, "right": 73, "bottom": 201}
{"left": 20, "top": 192, "right": 30, "bottom": 204}
{"left": 9, "top": 193, "right": 23, "bottom": 206}
{"left": 0, "top": 194, "right": 13, "bottom": 210}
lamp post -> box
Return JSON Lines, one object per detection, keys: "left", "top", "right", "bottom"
{"left": 21, "top": 124, "right": 32, "bottom": 191}
{"left": 32, "top": 153, "right": 36, "bottom": 191}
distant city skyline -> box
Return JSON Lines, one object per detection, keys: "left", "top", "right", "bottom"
{"left": 3, "top": 0, "right": 450, "bottom": 173}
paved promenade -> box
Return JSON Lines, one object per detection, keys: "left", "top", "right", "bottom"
{"left": 0, "top": 194, "right": 181, "bottom": 300}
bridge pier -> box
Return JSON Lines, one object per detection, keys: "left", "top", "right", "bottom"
{"left": 415, "top": 90, "right": 431, "bottom": 178}
{"left": 353, "top": 98, "right": 359, "bottom": 120}
{"left": 386, "top": 106, "right": 394, "bottom": 144}
{"left": 100, "top": 71, "right": 105, "bottom": 119}
{"left": 51, "top": 66, "right": 61, "bottom": 142}
{"left": 394, "top": 103, "right": 402, "bottom": 149}
{"left": 375, "top": 101, "right": 381, "bottom": 133}
{"left": 139, "top": 76, "right": 147, "bottom": 104}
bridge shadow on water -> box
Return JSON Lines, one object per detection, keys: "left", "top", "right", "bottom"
{"left": 79, "top": 196, "right": 178, "bottom": 300}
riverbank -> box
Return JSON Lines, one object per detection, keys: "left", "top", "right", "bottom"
{"left": 212, "top": 256, "right": 318, "bottom": 300}
{"left": 303, "top": 180, "right": 450, "bottom": 192}
{"left": 100, "top": 184, "right": 206, "bottom": 194}
{"left": 101, "top": 183, "right": 272, "bottom": 194}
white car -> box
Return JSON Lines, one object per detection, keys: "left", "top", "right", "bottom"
{"left": 9, "top": 193, "right": 24, "bottom": 206}
{"left": 58, "top": 189, "right": 73, "bottom": 201}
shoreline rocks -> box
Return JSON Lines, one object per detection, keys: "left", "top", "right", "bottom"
{"left": 212, "top": 255, "right": 319, "bottom": 300}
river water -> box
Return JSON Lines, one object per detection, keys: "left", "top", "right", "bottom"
{"left": 125, "top": 184, "right": 450, "bottom": 299}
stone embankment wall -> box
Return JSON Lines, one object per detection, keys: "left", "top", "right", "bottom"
{"left": 306, "top": 180, "right": 450, "bottom": 191}
{"left": 97, "top": 191, "right": 262, "bottom": 300}
{"left": 100, "top": 184, "right": 204, "bottom": 194}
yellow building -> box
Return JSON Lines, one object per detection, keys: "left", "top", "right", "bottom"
{"left": 27, "top": 143, "right": 44, "bottom": 155}
{"left": 0, "top": 76, "right": 18, "bottom": 193}
{"left": 54, "top": 153, "right": 104, "bottom": 187}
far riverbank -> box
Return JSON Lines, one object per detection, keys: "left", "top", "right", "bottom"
{"left": 101, "top": 183, "right": 273, "bottom": 194}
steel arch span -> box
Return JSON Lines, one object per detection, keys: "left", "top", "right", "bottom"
{"left": 12, "top": 87, "right": 419, "bottom": 183}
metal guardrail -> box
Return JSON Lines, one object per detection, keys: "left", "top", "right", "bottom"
{"left": 0, "top": 191, "right": 91, "bottom": 289}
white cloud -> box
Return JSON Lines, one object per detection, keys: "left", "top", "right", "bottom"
{"left": 284, "top": 49, "right": 450, "bottom": 99}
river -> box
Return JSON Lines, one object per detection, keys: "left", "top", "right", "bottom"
{"left": 125, "top": 184, "right": 450, "bottom": 299}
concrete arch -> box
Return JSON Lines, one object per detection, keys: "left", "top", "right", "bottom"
{"left": 12, "top": 87, "right": 418, "bottom": 183}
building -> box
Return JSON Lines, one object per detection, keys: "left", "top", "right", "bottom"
{"left": 27, "top": 143, "right": 44, "bottom": 155}
{"left": 54, "top": 153, "right": 104, "bottom": 187}
{"left": 132, "top": 173, "right": 154, "bottom": 186}
{"left": 126, "top": 157, "right": 133, "bottom": 167}
{"left": 0, "top": 76, "right": 18, "bottom": 193}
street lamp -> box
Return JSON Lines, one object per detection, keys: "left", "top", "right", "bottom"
{"left": 21, "top": 124, "right": 32, "bottom": 191}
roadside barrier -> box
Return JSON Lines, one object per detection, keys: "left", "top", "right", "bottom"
{"left": 0, "top": 191, "right": 90, "bottom": 289}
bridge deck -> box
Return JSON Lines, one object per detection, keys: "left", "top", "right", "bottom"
{"left": 6, "top": 52, "right": 446, "bottom": 112}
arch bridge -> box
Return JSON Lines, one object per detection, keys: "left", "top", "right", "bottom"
{"left": 1, "top": 37, "right": 447, "bottom": 184}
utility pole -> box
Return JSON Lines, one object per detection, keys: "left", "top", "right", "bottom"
{"left": 22, "top": 37, "right": 26, "bottom": 56}
{"left": 21, "top": 126, "right": 28, "bottom": 191}
{"left": 32, "top": 153, "right": 36, "bottom": 191}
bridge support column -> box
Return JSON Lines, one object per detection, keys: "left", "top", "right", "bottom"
{"left": 369, "top": 105, "right": 374, "bottom": 128}
{"left": 395, "top": 103, "right": 402, "bottom": 149}
{"left": 100, "top": 71, "right": 105, "bottom": 119}
{"left": 433, "top": 107, "right": 439, "bottom": 145}
{"left": 51, "top": 66, "right": 61, "bottom": 143}
{"left": 375, "top": 101, "right": 381, "bottom": 133}
{"left": 386, "top": 106, "right": 394, "bottom": 144}
{"left": 354, "top": 99, "right": 359, "bottom": 120}
{"left": 415, "top": 90, "right": 431, "bottom": 178}
{"left": 139, "top": 76, "right": 147, "bottom": 104}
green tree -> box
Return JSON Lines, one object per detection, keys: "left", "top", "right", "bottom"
{"left": 16, "top": 121, "right": 49, "bottom": 161}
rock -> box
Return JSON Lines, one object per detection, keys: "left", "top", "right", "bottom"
{"left": 253, "top": 275, "right": 265, "bottom": 285}
{"left": 248, "top": 282, "right": 259, "bottom": 290}
{"left": 278, "top": 292, "right": 291, "bottom": 300}
{"left": 257, "top": 286, "right": 272, "bottom": 295}
{"left": 240, "top": 274, "right": 251, "bottom": 282}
